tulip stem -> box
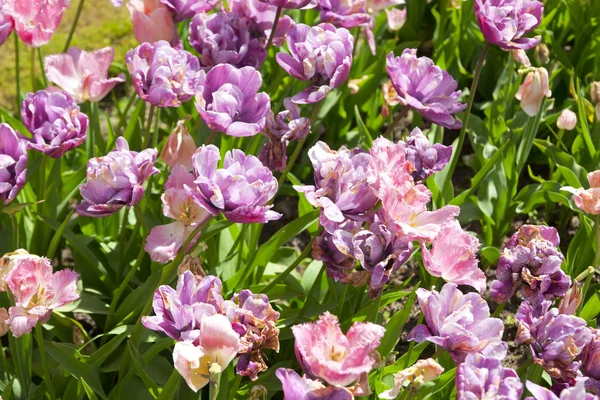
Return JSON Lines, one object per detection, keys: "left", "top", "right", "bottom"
{"left": 384, "top": 106, "right": 409, "bottom": 140}
{"left": 63, "top": 0, "right": 86, "bottom": 52}
{"left": 261, "top": 235, "right": 316, "bottom": 293}
{"left": 10, "top": 214, "right": 19, "bottom": 249}
{"left": 441, "top": 43, "right": 490, "bottom": 198}
{"left": 31, "top": 48, "right": 36, "bottom": 92}
{"left": 37, "top": 48, "right": 48, "bottom": 87}
{"left": 35, "top": 323, "right": 55, "bottom": 399}
{"left": 265, "top": 6, "right": 282, "bottom": 52}
{"left": 593, "top": 215, "right": 600, "bottom": 269}
{"left": 491, "top": 302, "right": 505, "bottom": 318}
{"left": 143, "top": 105, "right": 156, "bottom": 150}
{"left": 14, "top": 34, "right": 20, "bottom": 114}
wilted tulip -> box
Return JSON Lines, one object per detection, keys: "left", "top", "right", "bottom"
{"left": 380, "top": 358, "right": 444, "bottom": 399}
{"left": 562, "top": 170, "right": 600, "bottom": 215}
{"left": 160, "top": 0, "right": 220, "bottom": 21}
{"left": 45, "top": 47, "right": 125, "bottom": 103}
{"left": 386, "top": 49, "right": 466, "bottom": 129}
{"left": 161, "top": 121, "right": 196, "bottom": 171}
{"left": 277, "top": 23, "right": 354, "bottom": 104}
{"left": 408, "top": 284, "right": 507, "bottom": 363}
{"left": 558, "top": 281, "right": 582, "bottom": 315}
{"left": 127, "top": 0, "right": 178, "bottom": 45}
{"left": 21, "top": 90, "right": 88, "bottom": 158}
{"left": 536, "top": 43, "right": 550, "bottom": 64}
{"left": 456, "top": 354, "right": 523, "bottom": 400}
{"left": 0, "top": 124, "right": 28, "bottom": 205}
{"left": 405, "top": 128, "right": 452, "bottom": 181}
{"left": 474, "top": 0, "right": 543, "bottom": 50}
{"left": 5, "top": 251, "right": 79, "bottom": 337}
{"left": 591, "top": 82, "right": 600, "bottom": 106}
{"left": 188, "top": 145, "right": 281, "bottom": 223}
{"left": 3, "top": 0, "right": 69, "bottom": 47}
{"left": 516, "top": 67, "right": 551, "bottom": 117}
{"left": 557, "top": 109, "right": 577, "bottom": 131}
{"left": 127, "top": 41, "right": 204, "bottom": 108}
{"left": 312, "top": 227, "right": 357, "bottom": 281}
{"left": 292, "top": 312, "right": 385, "bottom": 388}
{"left": 195, "top": 64, "right": 270, "bottom": 137}
{"left": 77, "top": 137, "right": 159, "bottom": 217}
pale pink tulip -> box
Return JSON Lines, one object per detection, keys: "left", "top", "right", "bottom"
{"left": 45, "top": 47, "right": 125, "bottom": 103}
{"left": 562, "top": 170, "right": 600, "bottom": 215}
{"left": 556, "top": 109, "right": 577, "bottom": 131}
{"left": 421, "top": 221, "right": 486, "bottom": 293}
{"left": 385, "top": 8, "right": 406, "bottom": 31}
{"left": 127, "top": 0, "right": 177, "bottom": 45}
{"left": 0, "top": 249, "right": 31, "bottom": 291}
{"left": 512, "top": 49, "right": 531, "bottom": 67}
{"left": 2, "top": 0, "right": 69, "bottom": 47}
{"left": 515, "top": 67, "right": 551, "bottom": 117}
{"left": 5, "top": 251, "right": 79, "bottom": 337}
{"left": 380, "top": 358, "right": 444, "bottom": 399}
{"left": 160, "top": 121, "right": 196, "bottom": 171}
{"left": 173, "top": 314, "right": 240, "bottom": 392}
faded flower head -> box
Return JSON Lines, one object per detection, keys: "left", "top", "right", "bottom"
{"left": 562, "top": 170, "right": 600, "bottom": 215}
{"left": 195, "top": 64, "right": 270, "bottom": 137}
{"left": 126, "top": 41, "right": 203, "bottom": 108}
{"left": 456, "top": 354, "right": 523, "bottom": 400}
{"left": 21, "top": 90, "right": 88, "bottom": 158}
{"left": 277, "top": 23, "right": 354, "bottom": 104}
{"left": 386, "top": 49, "right": 466, "bottom": 129}
{"left": 77, "top": 137, "right": 159, "bottom": 217}
{"left": 380, "top": 358, "right": 444, "bottom": 399}
{"left": 490, "top": 224, "right": 570, "bottom": 305}
{"left": 516, "top": 300, "right": 592, "bottom": 382}
{"left": 189, "top": 12, "right": 266, "bottom": 69}
{"left": 127, "top": 0, "right": 178, "bottom": 45}
{"left": 516, "top": 67, "right": 551, "bottom": 117}
{"left": 3, "top": 0, "right": 69, "bottom": 47}
{"left": 5, "top": 251, "right": 79, "bottom": 337}
{"left": 474, "top": 0, "right": 543, "bottom": 50}
{"left": 44, "top": 47, "right": 125, "bottom": 103}
{"left": 188, "top": 145, "right": 281, "bottom": 223}
{"left": 0, "top": 123, "right": 28, "bottom": 205}
{"left": 408, "top": 284, "right": 507, "bottom": 363}
{"left": 292, "top": 312, "right": 385, "bottom": 388}
{"left": 405, "top": 127, "right": 452, "bottom": 181}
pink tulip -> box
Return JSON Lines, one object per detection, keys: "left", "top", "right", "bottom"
{"left": 2, "top": 0, "right": 70, "bottom": 48}
{"left": 556, "top": 109, "right": 577, "bottom": 131}
{"left": 515, "top": 67, "right": 551, "bottom": 117}
{"left": 292, "top": 312, "right": 385, "bottom": 388}
{"left": 385, "top": 8, "right": 406, "bottom": 31}
{"left": 5, "top": 251, "right": 79, "bottom": 337}
{"left": 0, "top": 249, "right": 31, "bottom": 292}
{"left": 173, "top": 314, "right": 240, "bottom": 392}
{"left": 127, "top": 0, "right": 177, "bottom": 45}
{"left": 44, "top": 47, "right": 125, "bottom": 103}
{"left": 562, "top": 170, "right": 600, "bottom": 215}
{"left": 160, "top": 121, "right": 196, "bottom": 171}
{"left": 512, "top": 49, "right": 531, "bottom": 67}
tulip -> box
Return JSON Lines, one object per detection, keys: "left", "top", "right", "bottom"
{"left": 319, "top": 0, "right": 372, "bottom": 30}
{"left": 258, "top": 0, "right": 313, "bottom": 8}
{"left": 126, "top": 41, "right": 204, "bottom": 108}
{"left": 557, "top": 109, "right": 577, "bottom": 131}
{"left": 127, "top": 0, "right": 178, "bottom": 45}
{"left": 516, "top": 67, "right": 551, "bottom": 117}
{"left": 408, "top": 284, "right": 507, "bottom": 363}
{"left": 558, "top": 281, "right": 582, "bottom": 316}
{"left": 385, "top": 8, "right": 406, "bottom": 31}
{"left": 516, "top": 300, "right": 592, "bottom": 381}
{"left": 3, "top": 0, "right": 69, "bottom": 47}
{"left": 0, "top": 249, "right": 29, "bottom": 291}
{"left": 77, "top": 137, "right": 159, "bottom": 217}
{"left": 187, "top": 145, "right": 281, "bottom": 223}
{"left": 0, "top": 124, "right": 28, "bottom": 205}
{"left": 562, "top": 170, "right": 600, "bottom": 215}
{"left": 513, "top": 49, "right": 532, "bottom": 67}
{"left": 0, "top": 11, "right": 12, "bottom": 47}
{"left": 276, "top": 369, "right": 354, "bottom": 399}
{"left": 474, "top": 0, "right": 543, "bottom": 50}
{"left": 292, "top": 312, "right": 385, "bottom": 388}
{"left": 160, "top": 0, "right": 220, "bottom": 21}
{"left": 229, "top": 0, "right": 295, "bottom": 47}
{"left": 21, "top": 90, "right": 88, "bottom": 158}
{"left": 160, "top": 121, "right": 196, "bottom": 171}
{"left": 44, "top": 47, "right": 126, "bottom": 103}
{"left": 173, "top": 314, "right": 240, "bottom": 392}
{"left": 525, "top": 380, "right": 597, "bottom": 400}
{"left": 404, "top": 127, "right": 452, "bottom": 181}
{"left": 380, "top": 358, "right": 444, "bottom": 399}
{"left": 276, "top": 23, "right": 354, "bottom": 104}
{"left": 312, "top": 227, "right": 357, "bottom": 281}
{"left": 5, "top": 251, "right": 79, "bottom": 337}
{"left": 145, "top": 166, "right": 213, "bottom": 263}
{"left": 386, "top": 49, "right": 466, "bottom": 129}
{"left": 591, "top": 82, "right": 600, "bottom": 106}
{"left": 189, "top": 12, "right": 266, "bottom": 69}
{"left": 194, "top": 64, "right": 271, "bottom": 137}
{"left": 455, "top": 354, "right": 522, "bottom": 400}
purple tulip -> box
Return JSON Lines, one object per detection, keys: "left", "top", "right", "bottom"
{"left": 474, "top": 0, "right": 543, "bottom": 50}
{"left": 583, "top": 329, "right": 600, "bottom": 395}
{"left": 295, "top": 141, "right": 378, "bottom": 229}
{"left": 312, "top": 226, "right": 357, "bottom": 281}
{"left": 319, "top": 0, "right": 371, "bottom": 29}
{"left": 408, "top": 284, "right": 507, "bottom": 363}
{"left": 189, "top": 12, "right": 266, "bottom": 69}
{"left": 0, "top": 124, "right": 28, "bottom": 205}
{"left": 21, "top": 90, "right": 88, "bottom": 158}
{"left": 194, "top": 64, "right": 271, "bottom": 137}
{"left": 187, "top": 145, "right": 281, "bottom": 223}
{"left": 456, "top": 354, "right": 523, "bottom": 400}
{"left": 276, "top": 23, "right": 353, "bottom": 104}
{"left": 229, "top": 0, "right": 295, "bottom": 46}
{"left": 405, "top": 127, "right": 452, "bottom": 181}
{"left": 490, "top": 225, "right": 571, "bottom": 305}
{"left": 160, "top": 0, "right": 220, "bottom": 21}
{"left": 276, "top": 369, "right": 354, "bottom": 399}
{"left": 258, "top": 0, "right": 313, "bottom": 9}
{"left": 516, "top": 300, "right": 592, "bottom": 382}
{"left": 77, "top": 137, "right": 159, "bottom": 217}
{"left": 525, "top": 381, "right": 598, "bottom": 400}
{"left": 126, "top": 41, "right": 204, "bottom": 108}
{"left": 142, "top": 272, "right": 223, "bottom": 340}
{"left": 0, "top": 11, "right": 13, "bottom": 47}
{"left": 386, "top": 49, "right": 466, "bottom": 129}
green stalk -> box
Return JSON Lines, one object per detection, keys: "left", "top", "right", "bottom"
{"left": 143, "top": 105, "right": 156, "bottom": 149}
{"left": 261, "top": 236, "right": 315, "bottom": 293}
{"left": 14, "top": 34, "right": 20, "bottom": 115}
{"left": 37, "top": 48, "right": 48, "bottom": 87}
{"left": 265, "top": 6, "right": 282, "bottom": 52}
{"left": 31, "top": 48, "right": 36, "bottom": 92}
{"left": 384, "top": 107, "right": 408, "bottom": 139}
{"left": 442, "top": 44, "right": 490, "bottom": 197}
{"left": 63, "top": 0, "right": 86, "bottom": 52}
{"left": 35, "top": 323, "right": 55, "bottom": 399}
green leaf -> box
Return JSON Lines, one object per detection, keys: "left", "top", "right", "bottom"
{"left": 580, "top": 291, "right": 600, "bottom": 322}
{"left": 377, "top": 285, "right": 419, "bottom": 357}
{"left": 354, "top": 105, "right": 373, "bottom": 148}
{"left": 86, "top": 331, "right": 130, "bottom": 368}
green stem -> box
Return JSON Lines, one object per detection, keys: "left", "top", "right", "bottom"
{"left": 265, "top": 6, "right": 282, "bottom": 52}
{"left": 442, "top": 43, "right": 490, "bottom": 197}
{"left": 152, "top": 108, "right": 161, "bottom": 149}
{"left": 10, "top": 214, "right": 18, "bottom": 248}
{"left": 593, "top": 215, "right": 600, "bottom": 269}
{"left": 38, "top": 156, "right": 47, "bottom": 203}
{"left": 384, "top": 107, "right": 409, "bottom": 139}
{"left": 143, "top": 105, "right": 156, "bottom": 149}
{"left": 35, "top": 323, "right": 54, "bottom": 399}
{"left": 31, "top": 48, "right": 35, "bottom": 92}
{"left": 336, "top": 284, "right": 348, "bottom": 317}
{"left": 14, "top": 34, "right": 20, "bottom": 115}
{"left": 491, "top": 302, "right": 505, "bottom": 318}
{"left": 157, "top": 368, "right": 181, "bottom": 400}
{"left": 261, "top": 236, "right": 315, "bottom": 293}
{"left": 37, "top": 48, "right": 48, "bottom": 87}
{"left": 63, "top": 0, "right": 86, "bottom": 52}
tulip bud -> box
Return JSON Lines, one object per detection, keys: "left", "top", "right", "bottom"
{"left": 515, "top": 67, "right": 551, "bottom": 117}
{"left": 161, "top": 121, "right": 196, "bottom": 171}
{"left": 590, "top": 81, "right": 600, "bottom": 105}
{"left": 556, "top": 109, "right": 577, "bottom": 131}
{"left": 512, "top": 49, "right": 531, "bottom": 67}
{"left": 558, "top": 281, "right": 582, "bottom": 315}
{"left": 535, "top": 43, "right": 550, "bottom": 64}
